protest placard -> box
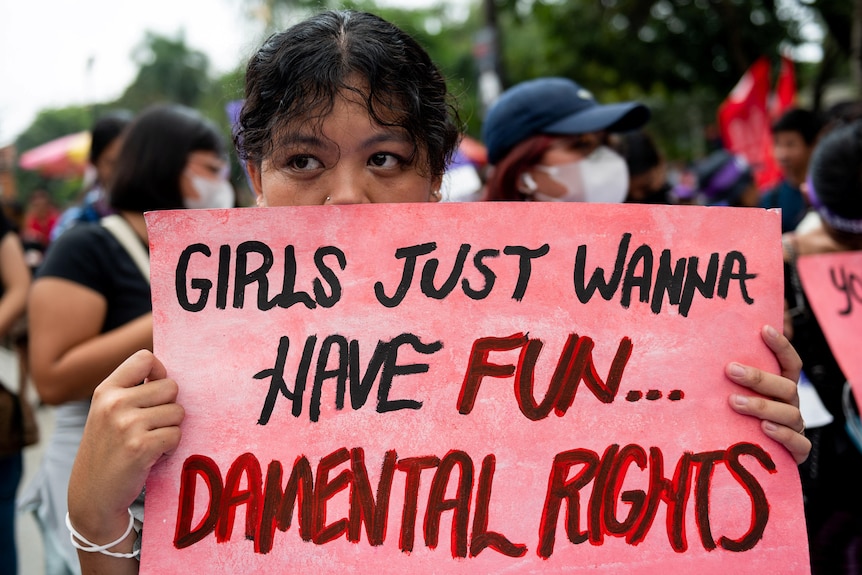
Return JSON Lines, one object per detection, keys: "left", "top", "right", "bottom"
{"left": 797, "top": 251, "right": 862, "bottom": 403}
{"left": 141, "top": 202, "right": 809, "bottom": 574}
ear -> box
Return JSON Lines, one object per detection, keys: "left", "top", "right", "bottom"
{"left": 179, "top": 170, "right": 198, "bottom": 200}
{"left": 430, "top": 176, "right": 443, "bottom": 203}
{"left": 246, "top": 161, "right": 265, "bottom": 207}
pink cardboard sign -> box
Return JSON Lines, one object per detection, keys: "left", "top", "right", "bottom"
{"left": 142, "top": 202, "right": 809, "bottom": 574}
{"left": 796, "top": 251, "right": 862, "bottom": 403}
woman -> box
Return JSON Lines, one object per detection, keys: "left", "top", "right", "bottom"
{"left": 20, "top": 103, "right": 231, "bottom": 575}
{"left": 66, "top": 11, "right": 808, "bottom": 574}
{"left": 782, "top": 119, "right": 862, "bottom": 574}
{"left": 481, "top": 77, "right": 649, "bottom": 203}
{"left": 0, "top": 211, "right": 32, "bottom": 575}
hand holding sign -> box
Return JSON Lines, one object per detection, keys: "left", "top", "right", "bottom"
{"left": 67, "top": 350, "right": 184, "bottom": 561}
{"left": 726, "top": 325, "right": 808, "bottom": 463}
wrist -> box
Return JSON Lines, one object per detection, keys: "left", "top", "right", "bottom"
{"left": 67, "top": 505, "right": 135, "bottom": 547}
{"left": 66, "top": 508, "right": 139, "bottom": 558}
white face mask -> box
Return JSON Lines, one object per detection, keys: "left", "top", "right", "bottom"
{"left": 530, "top": 145, "right": 629, "bottom": 204}
{"left": 184, "top": 173, "right": 235, "bottom": 210}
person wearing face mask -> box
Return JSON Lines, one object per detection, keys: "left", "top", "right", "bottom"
{"left": 182, "top": 153, "right": 236, "bottom": 210}
{"left": 19, "top": 103, "right": 228, "bottom": 575}
{"left": 480, "top": 77, "right": 649, "bottom": 203}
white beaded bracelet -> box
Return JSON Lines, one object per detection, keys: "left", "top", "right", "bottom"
{"left": 65, "top": 508, "right": 140, "bottom": 559}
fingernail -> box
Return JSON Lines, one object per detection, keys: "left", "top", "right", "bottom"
{"left": 764, "top": 421, "right": 778, "bottom": 432}
{"left": 728, "top": 363, "right": 746, "bottom": 378}
{"left": 732, "top": 394, "right": 748, "bottom": 406}
{"left": 764, "top": 325, "right": 779, "bottom": 339}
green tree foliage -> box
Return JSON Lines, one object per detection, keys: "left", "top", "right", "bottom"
{"left": 810, "top": 0, "right": 853, "bottom": 55}
{"left": 529, "top": 0, "right": 797, "bottom": 94}
{"left": 804, "top": 0, "right": 860, "bottom": 109}
{"left": 460, "top": 0, "right": 855, "bottom": 160}
{"left": 115, "top": 33, "right": 213, "bottom": 110}
{"left": 486, "top": 0, "right": 804, "bottom": 160}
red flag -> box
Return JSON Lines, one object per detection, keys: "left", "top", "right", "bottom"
{"left": 717, "top": 57, "right": 782, "bottom": 190}
{"left": 770, "top": 55, "right": 796, "bottom": 120}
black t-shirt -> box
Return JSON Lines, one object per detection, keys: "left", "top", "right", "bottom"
{"left": 36, "top": 222, "right": 150, "bottom": 333}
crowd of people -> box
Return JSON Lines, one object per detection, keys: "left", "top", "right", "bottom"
{"left": 0, "top": 8, "right": 859, "bottom": 575}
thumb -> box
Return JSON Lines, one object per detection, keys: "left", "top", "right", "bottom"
{"left": 103, "top": 349, "right": 167, "bottom": 389}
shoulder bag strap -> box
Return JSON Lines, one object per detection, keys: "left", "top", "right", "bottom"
{"left": 101, "top": 214, "right": 150, "bottom": 284}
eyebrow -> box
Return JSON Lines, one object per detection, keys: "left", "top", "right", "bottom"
{"left": 190, "top": 157, "right": 227, "bottom": 171}
{"left": 278, "top": 130, "right": 413, "bottom": 151}
{"left": 277, "top": 134, "right": 326, "bottom": 149}
{"left": 361, "top": 132, "right": 413, "bottom": 148}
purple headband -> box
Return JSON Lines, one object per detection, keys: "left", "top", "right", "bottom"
{"left": 806, "top": 174, "right": 862, "bottom": 234}
{"left": 703, "top": 156, "right": 747, "bottom": 201}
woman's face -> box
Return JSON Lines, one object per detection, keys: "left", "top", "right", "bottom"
{"left": 772, "top": 131, "right": 811, "bottom": 186}
{"left": 528, "top": 133, "right": 601, "bottom": 199}
{"left": 179, "top": 151, "right": 231, "bottom": 207}
{"left": 95, "top": 137, "right": 124, "bottom": 188}
{"left": 182, "top": 151, "right": 228, "bottom": 187}
{"left": 248, "top": 91, "right": 441, "bottom": 207}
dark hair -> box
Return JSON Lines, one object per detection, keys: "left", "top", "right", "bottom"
{"left": 695, "top": 149, "right": 754, "bottom": 207}
{"left": 237, "top": 10, "right": 460, "bottom": 179}
{"left": 771, "top": 108, "right": 823, "bottom": 145}
{"left": 89, "top": 110, "right": 134, "bottom": 164}
{"left": 617, "top": 130, "right": 661, "bottom": 177}
{"left": 110, "top": 104, "right": 226, "bottom": 212}
{"left": 809, "top": 120, "right": 862, "bottom": 223}
{"left": 482, "top": 135, "right": 555, "bottom": 201}
{"left": 823, "top": 100, "right": 862, "bottom": 126}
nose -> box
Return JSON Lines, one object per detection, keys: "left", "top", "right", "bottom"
{"left": 325, "top": 168, "right": 372, "bottom": 205}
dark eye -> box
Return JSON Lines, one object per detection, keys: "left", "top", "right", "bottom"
{"left": 369, "top": 153, "right": 400, "bottom": 168}
{"left": 287, "top": 155, "right": 323, "bottom": 170}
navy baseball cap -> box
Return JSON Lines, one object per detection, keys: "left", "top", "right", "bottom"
{"left": 482, "top": 77, "right": 651, "bottom": 165}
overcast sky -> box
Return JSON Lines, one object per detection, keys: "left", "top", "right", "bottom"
{"left": 0, "top": 0, "right": 265, "bottom": 146}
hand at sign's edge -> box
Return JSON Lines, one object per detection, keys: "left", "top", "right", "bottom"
{"left": 68, "top": 350, "right": 184, "bottom": 557}
{"left": 726, "top": 325, "right": 811, "bottom": 465}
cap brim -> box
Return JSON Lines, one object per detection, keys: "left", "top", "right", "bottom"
{"left": 544, "top": 101, "right": 650, "bottom": 135}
